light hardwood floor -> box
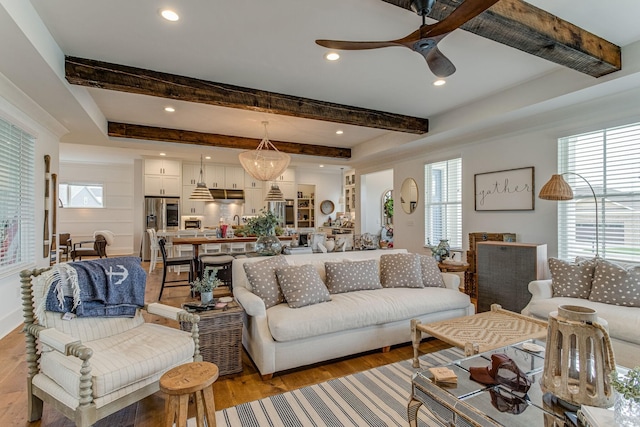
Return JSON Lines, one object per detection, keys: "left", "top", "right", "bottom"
{"left": 1, "top": 260, "right": 450, "bottom": 426}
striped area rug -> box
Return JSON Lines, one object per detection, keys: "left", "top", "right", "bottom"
{"left": 214, "top": 347, "right": 465, "bottom": 427}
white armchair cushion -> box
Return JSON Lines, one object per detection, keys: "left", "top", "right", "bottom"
{"left": 39, "top": 323, "right": 194, "bottom": 399}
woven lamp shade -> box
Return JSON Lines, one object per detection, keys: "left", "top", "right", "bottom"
{"left": 539, "top": 174, "right": 574, "bottom": 201}
{"left": 264, "top": 184, "right": 285, "bottom": 202}
{"left": 189, "top": 183, "right": 214, "bottom": 201}
{"left": 239, "top": 121, "right": 290, "bottom": 182}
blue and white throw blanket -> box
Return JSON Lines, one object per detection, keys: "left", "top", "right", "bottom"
{"left": 44, "top": 257, "right": 146, "bottom": 318}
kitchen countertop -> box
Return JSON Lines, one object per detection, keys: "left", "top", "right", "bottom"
{"left": 172, "top": 235, "right": 294, "bottom": 245}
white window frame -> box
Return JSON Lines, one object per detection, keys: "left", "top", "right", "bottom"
{"left": 59, "top": 182, "right": 105, "bottom": 208}
{"left": 557, "top": 122, "right": 640, "bottom": 263}
{"left": 424, "top": 157, "right": 462, "bottom": 250}
{"left": 0, "top": 115, "right": 35, "bottom": 276}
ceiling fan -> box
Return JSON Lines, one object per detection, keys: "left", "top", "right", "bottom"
{"left": 316, "top": 0, "right": 500, "bottom": 78}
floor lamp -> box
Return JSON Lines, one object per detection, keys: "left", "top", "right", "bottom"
{"left": 538, "top": 172, "right": 600, "bottom": 258}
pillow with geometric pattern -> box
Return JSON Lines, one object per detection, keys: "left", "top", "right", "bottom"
{"left": 276, "top": 264, "right": 331, "bottom": 308}
{"left": 548, "top": 257, "right": 597, "bottom": 298}
{"left": 380, "top": 253, "right": 423, "bottom": 288}
{"left": 589, "top": 259, "right": 640, "bottom": 307}
{"left": 243, "top": 256, "right": 289, "bottom": 309}
{"left": 419, "top": 255, "right": 445, "bottom": 288}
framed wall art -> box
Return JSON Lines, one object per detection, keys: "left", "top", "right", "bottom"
{"left": 474, "top": 167, "right": 535, "bottom": 211}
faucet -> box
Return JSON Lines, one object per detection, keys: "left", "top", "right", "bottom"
{"left": 233, "top": 215, "right": 240, "bottom": 226}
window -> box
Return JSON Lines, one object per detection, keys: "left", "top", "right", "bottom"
{"left": 424, "top": 158, "right": 462, "bottom": 249}
{"left": 0, "top": 116, "right": 35, "bottom": 274}
{"left": 557, "top": 122, "right": 640, "bottom": 262}
{"left": 59, "top": 183, "right": 104, "bottom": 208}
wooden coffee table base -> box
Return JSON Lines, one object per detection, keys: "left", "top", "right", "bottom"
{"left": 411, "top": 304, "right": 548, "bottom": 368}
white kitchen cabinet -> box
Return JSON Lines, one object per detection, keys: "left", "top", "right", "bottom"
{"left": 225, "top": 166, "right": 245, "bottom": 189}
{"left": 182, "top": 162, "right": 204, "bottom": 186}
{"left": 145, "top": 158, "right": 181, "bottom": 176}
{"left": 182, "top": 185, "right": 205, "bottom": 215}
{"left": 145, "top": 175, "right": 181, "bottom": 197}
{"left": 205, "top": 165, "right": 226, "bottom": 189}
{"left": 244, "top": 172, "right": 263, "bottom": 189}
{"left": 244, "top": 188, "right": 266, "bottom": 215}
{"left": 278, "top": 181, "right": 296, "bottom": 200}
{"left": 274, "top": 168, "right": 295, "bottom": 182}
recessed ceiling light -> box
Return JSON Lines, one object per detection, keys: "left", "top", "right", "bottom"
{"left": 159, "top": 152, "right": 166, "bottom": 156}
{"left": 164, "top": 106, "right": 175, "bottom": 112}
{"left": 336, "top": 130, "right": 344, "bottom": 135}
{"left": 160, "top": 9, "right": 179, "bottom": 22}
{"left": 324, "top": 52, "right": 340, "bottom": 61}
{"left": 319, "top": 164, "right": 325, "bottom": 168}
{"left": 433, "top": 79, "right": 446, "bottom": 87}
{"left": 205, "top": 156, "right": 211, "bottom": 160}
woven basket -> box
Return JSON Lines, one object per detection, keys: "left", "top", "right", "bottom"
{"left": 181, "top": 303, "right": 244, "bottom": 375}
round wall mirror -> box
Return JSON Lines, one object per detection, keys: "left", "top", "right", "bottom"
{"left": 400, "top": 178, "right": 418, "bottom": 214}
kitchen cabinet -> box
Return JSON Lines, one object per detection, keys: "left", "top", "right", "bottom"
{"left": 144, "top": 175, "right": 181, "bottom": 197}
{"left": 296, "top": 184, "right": 315, "bottom": 228}
{"left": 344, "top": 170, "right": 356, "bottom": 214}
{"left": 278, "top": 181, "right": 296, "bottom": 200}
{"left": 244, "top": 172, "right": 263, "bottom": 189}
{"left": 145, "top": 158, "right": 181, "bottom": 176}
{"left": 244, "top": 188, "right": 266, "bottom": 215}
{"left": 182, "top": 162, "right": 204, "bottom": 185}
{"left": 182, "top": 185, "right": 205, "bottom": 215}
{"left": 273, "top": 168, "right": 296, "bottom": 182}
{"left": 225, "top": 166, "right": 245, "bottom": 189}
{"left": 205, "top": 165, "right": 226, "bottom": 189}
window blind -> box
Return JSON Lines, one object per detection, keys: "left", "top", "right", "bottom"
{"left": 0, "top": 117, "right": 35, "bottom": 274}
{"left": 558, "top": 122, "right": 640, "bottom": 262}
{"left": 424, "top": 157, "right": 462, "bottom": 249}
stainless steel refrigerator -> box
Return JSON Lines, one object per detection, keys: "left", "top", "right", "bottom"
{"left": 142, "top": 196, "right": 180, "bottom": 260}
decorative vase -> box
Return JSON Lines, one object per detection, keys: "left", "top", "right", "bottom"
{"left": 255, "top": 235, "right": 282, "bottom": 256}
{"left": 615, "top": 393, "right": 640, "bottom": 426}
{"left": 324, "top": 239, "right": 335, "bottom": 252}
{"left": 434, "top": 239, "right": 450, "bottom": 261}
{"left": 200, "top": 291, "right": 213, "bottom": 304}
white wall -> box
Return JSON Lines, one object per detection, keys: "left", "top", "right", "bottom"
{"left": 0, "top": 77, "right": 61, "bottom": 338}
{"left": 296, "top": 168, "right": 342, "bottom": 226}
{"left": 59, "top": 161, "right": 137, "bottom": 256}
{"left": 360, "top": 169, "right": 393, "bottom": 235}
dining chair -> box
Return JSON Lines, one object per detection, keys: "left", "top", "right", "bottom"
{"left": 158, "top": 238, "right": 194, "bottom": 300}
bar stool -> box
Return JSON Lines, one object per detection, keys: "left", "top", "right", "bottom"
{"left": 160, "top": 361, "right": 219, "bottom": 427}
{"left": 199, "top": 254, "right": 234, "bottom": 293}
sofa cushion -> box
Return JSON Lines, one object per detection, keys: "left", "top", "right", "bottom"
{"left": 243, "top": 256, "right": 289, "bottom": 309}
{"left": 589, "top": 259, "right": 640, "bottom": 307}
{"left": 39, "top": 323, "right": 194, "bottom": 399}
{"left": 525, "top": 296, "right": 640, "bottom": 346}
{"left": 267, "top": 287, "right": 472, "bottom": 342}
{"left": 380, "top": 253, "right": 423, "bottom": 288}
{"left": 548, "top": 257, "right": 596, "bottom": 298}
{"left": 420, "top": 255, "right": 446, "bottom": 288}
{"left": 325, "top": 259, "right": 382, "bottom": 294}
{"left": 276, "top": 265, "right": 332, "bottom": 308}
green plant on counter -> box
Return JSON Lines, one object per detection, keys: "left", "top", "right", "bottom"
{"left": 610, "top": 367, "right": 640, "bottom": 403}
{"left": 245, "top": 209, "right": 281, "bottom": 236}
{"left": 384, "top": 198, "right": 394, "bottom": 218}
{"left": 190, "top": 267, "right": 222, "bottom": 293}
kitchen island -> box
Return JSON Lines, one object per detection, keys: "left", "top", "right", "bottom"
{"left": 172, "top": 235, "right": 295, "bottom": 258}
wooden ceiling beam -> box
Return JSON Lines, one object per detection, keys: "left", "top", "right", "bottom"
{"left": 383, "top": 0, "right": 621, "bottom": 77}
{"left": 108, "top": 122, "right": 352, "bottom": 159}
{"left": 66, "top": 56, "right": 429, "bottom": 134}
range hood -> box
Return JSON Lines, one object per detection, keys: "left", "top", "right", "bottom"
{"left": 209, "top": 189, "right": 245, "bottom": 203}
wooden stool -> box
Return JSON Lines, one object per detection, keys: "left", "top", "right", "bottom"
{"left": 159, "top": 361, "right": 219, "bottom": 427}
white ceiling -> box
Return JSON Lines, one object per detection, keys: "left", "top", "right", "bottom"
{"left": 3, "top": 0, "right": 640, "bottom": 167}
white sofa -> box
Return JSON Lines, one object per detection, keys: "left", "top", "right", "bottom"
{"left": 522, "top": 279, "right": 640, "bottom": 368}
{"left": 232, "top": 249, "right": 475, "bottom": 378}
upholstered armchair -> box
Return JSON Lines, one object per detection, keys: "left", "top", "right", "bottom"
{"left": 20, "top": 266, "right": 202, "bottom": 427}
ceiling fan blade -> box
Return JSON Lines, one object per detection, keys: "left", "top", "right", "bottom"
{"left": 316, "top": 39, "right": 401, "bottom": 50}
{"left": 425, "top": 46, "right": 456, "bottom": 78}
{"left": 423, "top": 0, "right": 500, "bottom": 38}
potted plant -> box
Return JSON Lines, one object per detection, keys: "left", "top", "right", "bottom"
{"left": 246, "top": 209, "right": 283, "bottom": 255}
{"left": 610, "top": 366, "right": 640, "bottom": 426}
{"left": 190, "top": 267, "right": 222, "bottom": 304}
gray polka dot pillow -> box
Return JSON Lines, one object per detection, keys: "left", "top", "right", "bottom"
{"left": 276, "top": 264, "right": 331, "bottom": 308}
{"left": 243, "top": 256, "right": 289, "bottom": 309}
{"left": 380, "top": 253, "right": 423, "bottom": 288}
{"left": 548, "top": 257, "right": 596, "bottom": 298}
{"left": 325, "top": 259, "right": 382, "bottom": 294}
{"left": 419, "top": 255, "right": 445, "bottom": 288}
{"left": 589, "top": 259, "right": 640, "bottom": 307}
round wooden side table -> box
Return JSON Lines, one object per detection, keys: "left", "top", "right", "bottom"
{"left": 438, "top": 262, "right": 473, "bottom": 298}
{"left": 159, "top": 361, "right": 219, "bottom": 427}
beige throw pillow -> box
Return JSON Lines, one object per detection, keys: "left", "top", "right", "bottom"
{"left": 380, "top": 253, "right": 423, "bottom": 288}
{"left": 589, "top": 259, "right": 640, "bottom": 307}
{"left": 419, "top": 255, "right": 446, "bottom": 288}
{"left": 243, "top": 256, "right": 289, "bottom": 309}
{"left": 325, "top": 259, "right": 382, "bottom": 294}
{"left": 548, "top": 257, "right": 596, "bottom": 298}
{"left": 276, "top": 265, "right": 331, "bottom": 308}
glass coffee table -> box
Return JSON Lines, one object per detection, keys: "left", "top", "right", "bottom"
{"left": 408, "top": 340, "right": 578, "bottom": 427}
